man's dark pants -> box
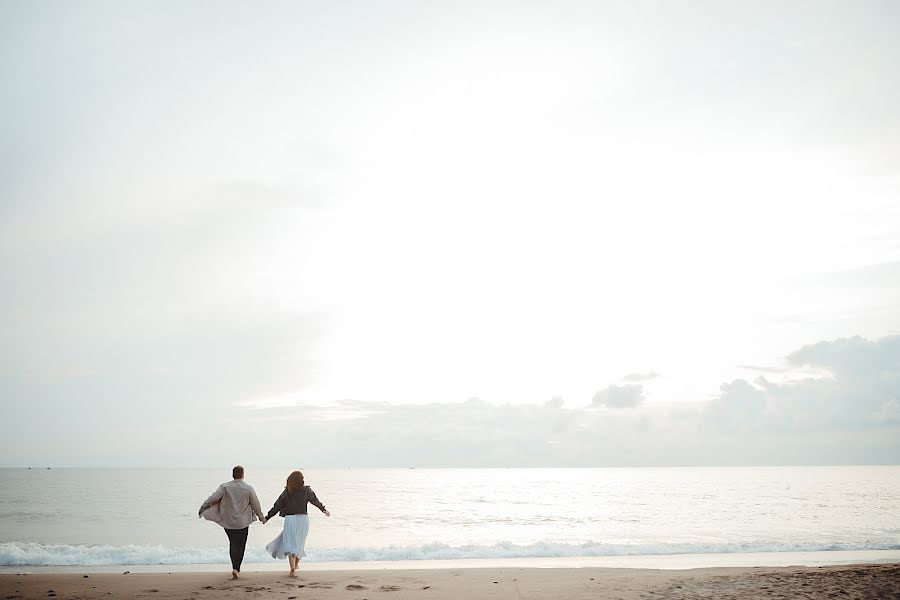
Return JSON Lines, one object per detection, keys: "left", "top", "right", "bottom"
{"left": 224, "top": 527, "right": 249, "bottom": 571}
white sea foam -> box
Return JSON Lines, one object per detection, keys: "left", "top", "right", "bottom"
{"left": 3, "top": 540, "right": 899, "bottom": 566}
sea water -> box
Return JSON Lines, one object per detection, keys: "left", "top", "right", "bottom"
{"left": 1, "top": 467, "right": 898, "bottom": 569}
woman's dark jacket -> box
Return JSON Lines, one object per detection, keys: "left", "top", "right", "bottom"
{"left": 266, "top": 486, "right": 326, "bottom": 519}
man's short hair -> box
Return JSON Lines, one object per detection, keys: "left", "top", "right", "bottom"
{"left": 233, "top": 465, "right": 245, "bottom": 479}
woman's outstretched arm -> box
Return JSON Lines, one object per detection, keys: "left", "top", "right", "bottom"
{"left": 265, "top": 490, "right": 286, "bottom": 520}
{"left": 308, "top": 488, "right": 330, "bottom": 515}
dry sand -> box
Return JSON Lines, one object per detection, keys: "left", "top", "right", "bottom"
{"left": 2, "top": 564, "right": 899, "bottom": 600}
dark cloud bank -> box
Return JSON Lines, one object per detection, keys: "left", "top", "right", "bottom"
{"left": 221, "top": 335, "right": 900, "bottom": 468}
{"left": 592, "top": 384, "right": 646, "bottom": 408}
{"left": 3, "top": 335, "right": 898, "bottom": 467}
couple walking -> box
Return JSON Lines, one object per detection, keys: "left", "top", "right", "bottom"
{"left": 199, "top": 465, "right": 330, "bottom": 579}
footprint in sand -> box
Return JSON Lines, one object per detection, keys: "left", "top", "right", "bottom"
{"left": 306, "top": 583, "right": 333, "bottom": 589}
{"left": 378, "top": 585, "right": 401, "bottom": 592}
{"left": 346, "top": 584, "right": 368, "bottom": 591}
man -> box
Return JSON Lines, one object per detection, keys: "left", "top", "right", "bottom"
{"left": 199, "top": 465, "right": 267, "bottom": 579}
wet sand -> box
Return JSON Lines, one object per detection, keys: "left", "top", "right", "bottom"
{"left": 2, "top": 563, "right": 898, "bottom": 600}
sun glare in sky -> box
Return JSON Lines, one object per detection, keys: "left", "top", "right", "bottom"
{"left": 1, "top": 1, "right": 899, "bottom": 465}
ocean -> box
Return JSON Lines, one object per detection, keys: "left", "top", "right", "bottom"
{"left": 1, "top": 467, "right": 898, "bottom": 570}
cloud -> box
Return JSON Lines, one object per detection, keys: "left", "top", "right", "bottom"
{"left": 591, "top": 384, "right": 645, "bottom": 409}
{"left": 737, "top": 365, "right": 787, "bottom": 374}
{"left": 544, "top": 396, "right": 565, "bottom": 409}
{"left": 623, "top": 372, "right": 659, "bottom": 382}
{"left": 4, "top": 335, "right": 899, "bottom": 467}
{"left": 237, "top": 393, "right": 306, "bottom": 410}
{"left": 236, "top": 398, "right": 654, "bottom": 467}
{"left": 705, "top": 335, "right": 900, "bottom": 432}
{"left": 787, "top": 335, "right": 900, "bottom": 380}
{"left": 227, "top": 332, "right": 900, "bottom": 466}
{"left": 704, "top": 379, "right": 767, "bottom": 430}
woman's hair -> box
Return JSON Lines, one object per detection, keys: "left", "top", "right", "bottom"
{"left": 286, "top": 470, "right": 304, "bottom": 493}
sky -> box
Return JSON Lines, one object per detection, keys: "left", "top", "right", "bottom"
{"left": 1, "top": 0, "right": 899, "bottom": 467}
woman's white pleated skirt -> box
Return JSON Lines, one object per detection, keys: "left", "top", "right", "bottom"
{"left": 266, "top": 514, "right": 310, "bottom": 559}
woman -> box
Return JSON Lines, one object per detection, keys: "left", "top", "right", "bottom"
{"left": 265, "top": 470, "right": 331, "bottom": 577}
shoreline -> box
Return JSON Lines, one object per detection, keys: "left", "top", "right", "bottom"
{"left": 3, "top": 549, "right": 900, "bottom": 574}
{"left": 2, "top": 563, "right": 898, "bottom": 600}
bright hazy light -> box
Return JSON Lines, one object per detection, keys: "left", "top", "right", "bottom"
{"left": 1, "top": 1, "right": 899, "bottom": 466}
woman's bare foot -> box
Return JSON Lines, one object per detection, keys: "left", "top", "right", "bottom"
{"left": 231, "top": 569, "right": 240, "bottom": 580}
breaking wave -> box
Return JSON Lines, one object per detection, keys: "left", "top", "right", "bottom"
{"left": 3, "top": 539, "right": 899, "bottom": 566}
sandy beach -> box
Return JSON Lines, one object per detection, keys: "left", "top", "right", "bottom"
{"left": 2, "top": 564, "right": 898, "bottom": 600}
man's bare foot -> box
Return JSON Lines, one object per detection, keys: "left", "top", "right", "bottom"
{"left": 289, "top": 569, "right": 296, "bottom": 577}
{"left": 231, "top": 569, "right": 239, "bottom": 580}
